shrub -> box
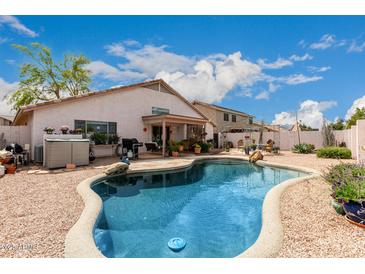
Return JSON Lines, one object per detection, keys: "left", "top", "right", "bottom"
{"left": 323, "top": 163, "right": 365, "bottom": 202}
{"left": 292, "top": 143, "right": 315, "bottom": 154}
{"left": 317, "top": 146, "right": 352, "bottom": 159}
{"left": 90, "top": 132, "right": 107, "bottom": 145}
{"left": 199, "top": 142, "right": 212, "bottom": 153}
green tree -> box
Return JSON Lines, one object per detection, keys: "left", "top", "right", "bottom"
{"left": 346, "top": 107, "right": 365, "bottom": 129}
{"left": 8, "top": 43, "right": 91, "bottom": 110}
{"left": 330, "top": 118, "right": 345, "bottom": 130}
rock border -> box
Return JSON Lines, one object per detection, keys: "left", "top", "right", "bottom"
{"left": 64, "top": 155, "right": 320, "bottom": 258}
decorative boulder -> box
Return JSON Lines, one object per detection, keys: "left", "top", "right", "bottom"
{"left": 103, "top": 162, "right": 129, "bottom": 176}
{"left": 249, "top": 151, "right": 264, "bottom": 163}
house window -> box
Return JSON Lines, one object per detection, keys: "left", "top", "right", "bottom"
{"left": 223, "top": 113, "right": 229, "bottom": 121}
{"left": 152, "top": 107, "right": 170, "bottom": 115}
{"left": 74, "top": 120, "right": 117, "bottom": 135}
{"left": 232, "top": 115, "right": 236, "bottom": 122}
{"left": 249, "top": 117, "right": 253, "bottom": 124}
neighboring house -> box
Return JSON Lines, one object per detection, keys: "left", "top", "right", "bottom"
{"left": 251, "top": 121, "right": 279, "bottom": 132}
{"left": 192, "top": 101, "right": 254, "bottom": 133}
{"left": 0, "top": 115, "right": 14, "bottom": 126}
{"left": 13, "top": 79, "right": 214, "bottom": 160}
{"left": 289, "top": 121, "right": 318, "bottom": 131}
{"left": 192, "top": 100, "right": 254, "bottom": 146}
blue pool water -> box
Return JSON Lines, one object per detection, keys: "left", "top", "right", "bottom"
{"left": 92, "top": 159, "right": 307, "bottom": 258}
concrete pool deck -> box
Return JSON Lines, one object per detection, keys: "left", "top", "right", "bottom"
{"left": 1, "top": 151, "right": 364, "bottom": 257}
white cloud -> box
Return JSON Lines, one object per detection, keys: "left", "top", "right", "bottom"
{"left": 97, "top": 40, "right": 325, "bottom": 103}
{"left": 345, "top": 94, "right": 365, "bottom": 120}
{"left": 310, "top": 34, "right": 336, "bottom": 50}
{"left": 280, "top": 74, "right": 323, "bottom": 85}
{"left": 298, "top": 40, "right": 307, "bottom": 48}
{"left": 255, "top": 82, "right": 280, "bottom": 100}
{"left": 272, "top": 99, "right": 337, "bottom": 129}
{"left": 255, "top": 91, "right": 270, "bottom": 100}
{"left": 156, "top": 52, "right": 261, "bottom": 103}
{"left": 105, "top": 41, "right": 195, "bottom": 77}
{"left": 307, "top": 66, "right": 331, "bottom": 73}
{"left": 0, "top": 78, "right": 18, "bottom": 115}
{"left": 85, "top": 60, "right": 146, "bottom": 82}
{"left": 257, "top": 57, "right": 293, "bottom": 69}
{"left": 348, "top": 40, "right": 365, "bottom": 53}
{"left": 289, "top": 53, "right": 313, "bottom": 62}
{"left": 0, "top": 16, "right": 38, "bottom": 37}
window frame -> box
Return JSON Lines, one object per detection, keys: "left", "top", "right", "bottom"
{"left": 223, "top": 113, "right": 229, "bottom": 121}
{"left": 232, "top": 115, "right": 237, "bottom": 123}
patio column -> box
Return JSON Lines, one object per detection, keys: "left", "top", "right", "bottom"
{"left": 162, "top": 119, "right": 166, "bottom": 157}
{"left": 183, "top": 124, "right": 187, "bottom": 139}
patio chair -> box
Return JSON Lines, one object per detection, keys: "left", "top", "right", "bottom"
{"left": 145, "top": 142, "right": 161, "bottom": 152}
{"left": 264, "top": 139, "right": 274, "bottom": 153}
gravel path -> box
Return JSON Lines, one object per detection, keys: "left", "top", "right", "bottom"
{"left": 0, "top": 152, "right": 364, "bottom": 257}
{"left": 0, "top": 158, "right": 117, "bottom": 258}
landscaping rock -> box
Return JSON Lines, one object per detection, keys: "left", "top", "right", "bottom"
{"left": 103, "top": 162, "right": 129, "bottom": 176}
{"left": 249, "top": 151, "right": 264, "bottom": 163}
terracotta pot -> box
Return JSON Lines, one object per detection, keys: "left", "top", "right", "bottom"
{"left": 178, "top": 145, "right": 184, "bottom": 152}
{"left": 171, "top": 151, "right": 179, "bottom": 157}
{"left": 66, "top": 163, "right": 76, "bottom": 169}
{"left": 5, "top": 164, "right": 16, "bottom": 174}
{"left": 194, "top": 147, "right": 201, "bottom": 154}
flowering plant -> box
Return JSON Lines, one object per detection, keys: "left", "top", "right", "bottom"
{"left": 60, "top": 125, "right": 70, "bottom": 134}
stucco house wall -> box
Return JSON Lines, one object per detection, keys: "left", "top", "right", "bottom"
{"left": 28, "top": 87, "right": 207, "bottom": 158}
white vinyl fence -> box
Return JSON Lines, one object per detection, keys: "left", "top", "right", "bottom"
{"left": 222, "top": 128, "right": 357, "bottom": 158}
{"left": 0, "top": 126, "right": 31, "bottom": 148}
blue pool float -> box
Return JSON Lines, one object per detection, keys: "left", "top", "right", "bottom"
{"left": 168, "top": 238, "right": 186, "bottom": 252}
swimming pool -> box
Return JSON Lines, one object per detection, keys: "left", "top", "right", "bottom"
{"left": 91, "top": 159, "right": 307, "bottom": 258}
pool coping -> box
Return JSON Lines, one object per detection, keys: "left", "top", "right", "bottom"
{"left": 64, "top": 155, "right": 321, "bottom": 258}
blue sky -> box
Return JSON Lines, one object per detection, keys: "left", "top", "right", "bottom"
{"left": 1, "top": 16, "right": 365, "bottom": 128}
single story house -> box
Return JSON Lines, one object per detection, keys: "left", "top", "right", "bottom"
{"left": 13, "top": 79, "right": 214, "bottom": 160}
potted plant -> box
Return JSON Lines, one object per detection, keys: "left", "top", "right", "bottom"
{"left": 169, "top": 144, "right": 179, "bottom": 157}
{"left": 43, "top": 127, "right": 55, "bottom": 134}
{"left": 60, "top": 125, "right": 69, "bottom": 134}
{"left": 194, "top": 144, "right": 201, "bottom": 154}
{"left": 5, "top": 163, "right": 16, "bottom": 174}
{"left": 176, "top": 141, "right": 184, "bottom": 152}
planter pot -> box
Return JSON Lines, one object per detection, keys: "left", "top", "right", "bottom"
{"left": 5, "top": 164, "right": 16, "bottom": 174}
{"left": 331, "top": 200, "right": 345, "bottom": 215}
{"left": 171, "top": 151, "right": 179, "bottom": 157}
{"left": 178, "top": 145, "right": 184, "bottom": 152}
{"left": 66, "top": 163, "right": 76, "bottom": 169}
{"left": 225, "top": 148, "right": 229, "bottom": 152}
{"left": 194, "top": 147, "right": 201, "bottom": 154}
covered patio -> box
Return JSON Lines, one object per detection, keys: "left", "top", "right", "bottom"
{"left": 142, "top": 114, "right": 210, "bottom": 157}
